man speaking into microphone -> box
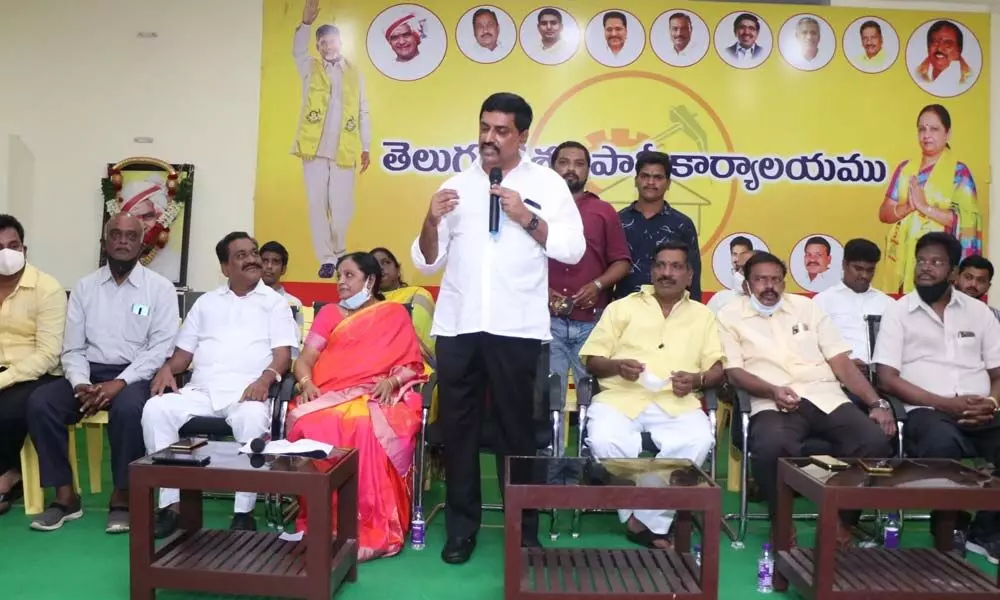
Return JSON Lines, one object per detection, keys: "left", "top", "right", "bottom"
{"left": 411, "top": 92, "right": 585, "bottom": 564}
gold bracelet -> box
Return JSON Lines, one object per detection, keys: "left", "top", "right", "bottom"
{"left": 987, "top": 396, "right": 999, "bottom": 412}
{"left": 299, "top": 375, "right": 311, "bottom": 384}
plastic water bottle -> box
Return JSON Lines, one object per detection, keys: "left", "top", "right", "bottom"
{"left": 693, "top": 544, "right": 702, "bottom": 567}
{"left": 883, "top": 513, "right": 900, "bottom": 549}
{"left": 411, "top": 506, "right": 425, "bottom": 551}
{"left": 757, "top": 543, "right": 774, "bottom": 593}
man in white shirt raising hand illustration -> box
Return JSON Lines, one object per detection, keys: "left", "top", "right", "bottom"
{"left": 412, "top": 92, "right": 585, "bottom": 564}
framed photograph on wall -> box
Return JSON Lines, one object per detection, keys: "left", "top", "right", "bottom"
{"left": 100, "top": 157, "right": 194, "bottom": 288}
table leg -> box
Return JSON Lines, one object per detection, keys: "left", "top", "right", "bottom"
{"left": 700, "top": 503, "right": 721, "bottom": 599}
{"left": 336, "top": 468, "right": 358, "bottom": 582}
{"left": 305, "top": 480, "right": 334, "bottom": 600}
{"left": 673, "top": 510, "right": 692, "bottom": 553}
{"left": 772, "top": 468, "right": 794, "bottom": 592}
{"left": 932, "top": 510, "right": 956, "bottom": 553}
{"left": 129, "top": 480, "right": 155, "bottom": 600}
{"left": 504, "top": 490, "right": 523, "bottom": 600}
{"left": 178, "top": 488, "right": 203, "bottom": 531}
{"left": 813, "top": 508, "right": 839, "bottom": 597}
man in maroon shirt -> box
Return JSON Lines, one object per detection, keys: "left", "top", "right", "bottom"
{"left": 548, "top": 141, "right": 631, "bottom": 407}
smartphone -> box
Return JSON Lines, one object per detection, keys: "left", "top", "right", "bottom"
{"left": 810, "top": 455, "right": 849, "bottom": 471}
{"left": 859, "top": 459, "right": 895, "bottom": 475}
{"left": 151, "top": 450, "right": 211, "bottom": 467}
{"left": 168, "top": 437, "right": 208, "bottom": 453}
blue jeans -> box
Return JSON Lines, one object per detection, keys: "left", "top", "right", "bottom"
{"left": 549, "top": 317, "right": 597, "bottom": 408}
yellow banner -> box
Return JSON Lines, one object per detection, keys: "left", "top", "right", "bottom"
{"left": 254, "top": 0, "right": 990, "bottom": 294}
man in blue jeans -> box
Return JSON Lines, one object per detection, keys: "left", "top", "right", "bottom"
{"left": 547, "top": 141, "right": 631, "bottom": 405}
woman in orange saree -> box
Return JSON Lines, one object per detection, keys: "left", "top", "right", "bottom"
{"left": 287, "top": 252, "right": 426, "bottom": 562}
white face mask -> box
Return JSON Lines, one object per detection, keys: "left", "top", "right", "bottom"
{"left": 0, "top": 248, "right": 26, "bottom": 276}
{"left": 731, "top": 270, "right": 746, "bottom": 293}
{"left": 749, "top": 292, "right": 781, "bottom": 317}
{"left": 339, "top": 278, "right": 373, "bottom": 311}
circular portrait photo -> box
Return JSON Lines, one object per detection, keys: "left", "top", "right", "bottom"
{"left": 778, "top": 14, "right": 836, "bottom": 71}
{"left": 843, "top": 16, "right": 900, "bottom": 74}
{"left": 520, "top": 7, "right": 580, "bottom": 66}
{"left": 714, "top": 11, "right": 773, "bottom": 69}
{"left": 712, "top": 233, "right": 770, "bottom": 290}
{"left": 650, "top": 9, "right": 710, "bottom": 68}
{"left": 905, "top": 18, "right": 982, "bottom": 97}
{"left": 456, "top": 6, "right": 516, "bottom": 64}
{"left": 790, "top": 234, "right": 843, "bottom": 293}
{"left": 585, "top": 9, "right": 646, "bottom": 68}
{"left": 367, "top": 4, "right": 447, "bottom": 81}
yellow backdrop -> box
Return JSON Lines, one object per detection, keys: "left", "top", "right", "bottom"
{"left": 254, "top": 0, "right": 990, "bottom": 294}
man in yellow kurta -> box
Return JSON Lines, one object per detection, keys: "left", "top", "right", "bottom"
{"left": 293, "top": 0, "right": 371, "bottom": 279}
{"left": 580, "top": 241, "right": 724, "bottom": 549}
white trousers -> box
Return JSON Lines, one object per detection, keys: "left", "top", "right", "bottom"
{"left": 141, "top": 387, "right": 270, "bottom": 513}
{"left": 586, "top": 402, "right": 714, "bottom": 534}
{"left": 302, "top": 157, "right": 357, "bottom": 265}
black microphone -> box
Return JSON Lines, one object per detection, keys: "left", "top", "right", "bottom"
{"left": 488, "top": 167, "right": 503, "bottom": 236}
{"left": 249, "top": 436, "right": 268, "bottom": 454}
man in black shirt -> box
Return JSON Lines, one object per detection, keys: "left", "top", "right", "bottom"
{"left": 615, "top": 151, "right": 701, "bottom": 301}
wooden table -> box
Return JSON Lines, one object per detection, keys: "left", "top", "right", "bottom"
{"left": 129, "top": 441, "right": 358, "bottom": 600}
{"left": 504, "top": 456, "right": 720, "bottom": 600}
{"left": 775, "top": 457, "right": 1000, "bottom": 599}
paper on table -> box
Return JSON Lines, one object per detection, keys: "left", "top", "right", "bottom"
{"left": 238, "top": 438, "right": 333, "bottom": 457}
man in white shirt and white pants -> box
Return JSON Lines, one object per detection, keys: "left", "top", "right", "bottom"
{"left": 141, "top": 232, "right": 298, "bottom": 539}
{"left": 412, "top": 92, "right": 585, "bottom": 564}
{"left": 813, "top": 238, "right": 893, "bottom": 385}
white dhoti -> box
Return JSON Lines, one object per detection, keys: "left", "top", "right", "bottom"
{"left": 141, "top": 387, "right": 270, "bottom": 513}
{"left": 302, "top": 157, "right": 357, "bottom": 265}
{"left": 585, "top": 402, "right": 714, "bottom": 534}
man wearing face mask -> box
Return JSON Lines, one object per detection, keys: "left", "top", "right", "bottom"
{"left": 875, "top": 232, "right": 1000, "bottom": 562}
{"left": 547, "top": 141, "right": 630, "bottom": 414}
{"left": 141, "top": 232, "right": 298, "bottom": 538}
{"left": 0, "top": 215, "right": 66, "bottom": 517}
{"left": 717, "top": 252, "right": 894, "bottom": 547}
{"left": 26, "top": 213, "right": 178, "bottom": 533}
{"left": 580, "top": 241, "right": 723, "bottom": 549}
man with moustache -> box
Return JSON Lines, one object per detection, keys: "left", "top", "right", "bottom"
{"left": 663, "top": 12, "right": 700, "bottom": 67}
{"left": 412, "top": 93, "right": 585, "bottom": 564}
{"left": 547, "top": 141, "right": 630, "bottom": 413}
{"left": 616, "top": 151, "right": 701, "bottom": 302}
{"left": 26, "top": 214, "right": 178, "bottom": 533}
{"left": 718, "top": 252, "right": 894, "bottom": 546}
{"left": 724, "top": 13, "right": 766, "bottom": 64}
{"left": 294, "top": 0, "right": 371, "bottom": 278}
{"left": 791, "top": 17, "right": 821, "bottom": 67}
{"left": 580, "top": 241, "right": 722, "bottom": 548}
{"left": 141, "top": 232, "right": 298, "bottom": 538}
{"left": 914, "top": 20, "right": 975, "bottom": 95}
{"left": 853, "top": 20, "right": 889, "bottom": 71}
{"left": 803, "top": 236, "right": 836, "bottom": 292}
{"left": 598, "top": 10, "right": 630, "bottom": 67}
{"left": 875, "top": 232, "right": 1000, "bottom": 562}
{"left": 471, "top": 8, "right": 502, "bottom": 55}
{"left": 955, "top": 255, "right": 1000, "bottom": 321}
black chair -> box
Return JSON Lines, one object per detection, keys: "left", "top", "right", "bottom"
{"left": 571, "top": 374, "right": 721, "bottom": 538}
{"left": 419, "top": 343, "right": 565, "bottom": 540}
{"left": 181, "top": 291, "right": 204, "bottom": 318}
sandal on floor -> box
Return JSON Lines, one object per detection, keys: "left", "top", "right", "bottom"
{"left": 106, "top": 506, "right": 130, "bottom": 534}
{"left": 626, "top": 528, "right": 673, "bottom": 550}
{"left": 0, "top": 481, "right": 23, "bottom": 516}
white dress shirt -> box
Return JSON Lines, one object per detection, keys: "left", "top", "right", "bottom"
{"left": 802, "top": 267, "right": 838, "bottom": 292}
{"left": 918, "top": 59, "right": 974, "bottom": 96}
{"left": 176, "top": 281, "right": 299, "bottom": 409}
{"left": 813, "top": 281, "right": 893, "bottom": 363}
{"left": 411, "top": 156, "right": 585, "bottom": 340}
{"left": 706, "top": 289, "right": 741, "bottom": 315}
{"left": 63, "top": 265, "right": 180, "bottom": 388}
{"left": 874, "top": 290, "right": 1000, "bottom": 411}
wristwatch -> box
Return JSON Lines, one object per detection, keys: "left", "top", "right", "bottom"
{"left": 593, "top": 280, "right": 603, "bottom": 290}
{"left": 264, "top": 368, "right": 282, "bottom": 383}
{"left": 525, "top": 214, "right": 540, "bottom": 232}
{"left": 874, "top": 399, "right": 890, "bottom": 411}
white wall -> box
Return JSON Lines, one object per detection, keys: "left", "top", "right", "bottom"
{"left": 0, "top": 0, "right": 263, "bottom": 290}
{"left": 1, "top": 136, "right": 36, "bottom": 233}
{"left": 0, "top": 0, "right": 994, "bottom": 292}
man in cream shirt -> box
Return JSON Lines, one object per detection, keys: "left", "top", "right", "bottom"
{"left": 718, "top": 251, "right": 893, "bottom": 545}
{"left": 580, "top": 241, "right": 723, "bottom": 549}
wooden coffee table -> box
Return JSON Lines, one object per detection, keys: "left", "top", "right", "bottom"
{"left": 129, "top": 441, "right": 358, "bottom": 600}
{"left": 775, "top": 457, "right": 1000, "bottom": 599}
{"left": 504, "top": 456, "right": 720, "bottom": 600}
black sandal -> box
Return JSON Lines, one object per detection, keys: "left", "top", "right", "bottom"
{"left": 0, "top": 481, "right": 24, "bottom": 516}
{"left": 626, "top": 527, "right": 672, "bottom": 549}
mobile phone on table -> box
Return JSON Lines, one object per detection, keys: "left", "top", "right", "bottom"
{"left": 168, "top": 437, "right": 208, "bottom": 453}
{"left": 859, "top": 459, "right": 895, "bottom": 475}
{"left": 151, "top": 450, "right": 211, "bottom": 467}
{"left": 810, "top": 455, "right": 849, "bottom": 471}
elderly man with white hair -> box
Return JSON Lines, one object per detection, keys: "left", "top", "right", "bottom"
{"left": 117, "top": 177, "right": 181, "bottom": 283}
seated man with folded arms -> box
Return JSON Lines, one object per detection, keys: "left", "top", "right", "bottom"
{"left": 813, "top": 238, "right": 892, "bottom": 381}
{"left": 717, "top": 252, "right": 894, "bottom": 546}
{"left": 0, "top": 215, "right": 66, "bottom": 517}
{"left": 874, "top": 232, "right": 1000, "bottom": 562}
{"left": 27, "top": 214, "right": 178, "bottom": 533}
{"left": 954, "top": 255, "right": 1000, "bottom": 322}
{"left": 579, "top": 241, "right": 724, "bottom": 549}
{"left": 141, "top": 232, "right": 298, "bottom": 538}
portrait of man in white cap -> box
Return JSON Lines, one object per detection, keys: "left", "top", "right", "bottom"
{"left": 366, "top": 5, "right": 446, "bottom": 82}
{"left": 293, "top": 0, "right": 371, "bottom": 278}
{"left": 116, "top": 177, "right": 182, "bottom": 283}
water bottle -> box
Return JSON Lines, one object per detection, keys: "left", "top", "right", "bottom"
{"left": 693, "top": 544, "right": 702, "bottom": 568}
{"left": 757, "top": 543, "right": 774, "bottom": 593}
{"left": 883, "top": 512, "right": 900, "bottom": 549}
{"left": 411, "top": 506, "right": 425, "bottom": 551}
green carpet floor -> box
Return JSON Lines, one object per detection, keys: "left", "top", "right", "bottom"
{"left": 1, "top": 436, "right": 994, "bottom": 599}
